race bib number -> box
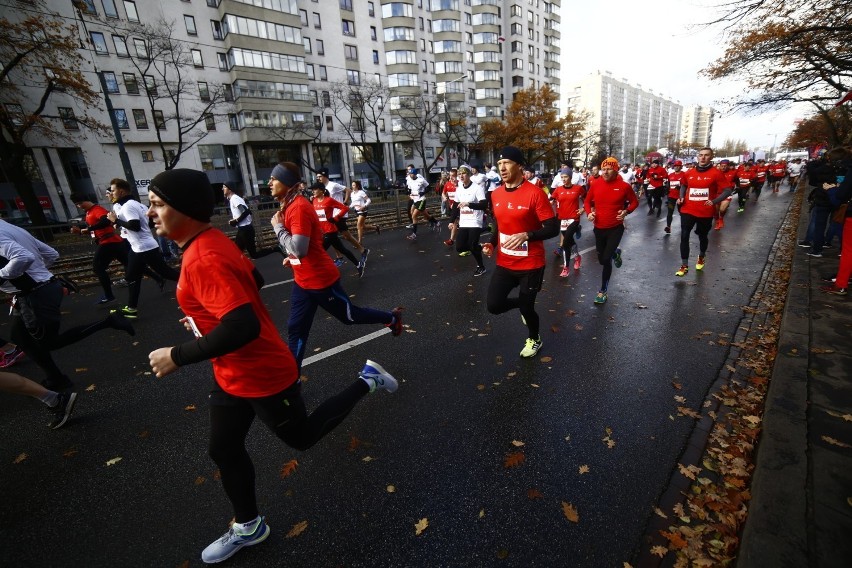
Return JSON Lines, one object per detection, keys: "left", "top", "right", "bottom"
{"left": 460, "top": 206, "right": 474, "bottom": 218}
{"left": 499, "top": 232, "right": 528, "bottom": 257}
{"left": 689, "top": 188, "right": 710, "bottom": 201}
{"left": 316, "top": 209, "right": 327, "bottom": 222}
{"left": 670, "top": 181, "right": 680, "bottom": 188}
{"left": 560, "top": 219, "right": 574, "bottom": 230}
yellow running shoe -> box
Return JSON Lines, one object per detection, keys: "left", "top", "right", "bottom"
{"left": 675, "top": 264, "right": 689, "bottom": 277}
{"left": 696, "top": 256, "right": 706, "bottom": 270}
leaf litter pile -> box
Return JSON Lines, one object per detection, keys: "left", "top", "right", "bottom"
{"left": 647, "top": 193, "right": 801, "bottom": 566}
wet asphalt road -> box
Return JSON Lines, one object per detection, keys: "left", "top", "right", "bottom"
{"left": 0, "top": 187, "right": 795, "bottom": 567}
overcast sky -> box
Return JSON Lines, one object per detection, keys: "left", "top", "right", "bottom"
{"left": 558, "top": 0, "right": 808, "bottom": 151}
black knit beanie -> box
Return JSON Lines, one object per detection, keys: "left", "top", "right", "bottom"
{"left": 498, "top": 146, "right": 525, "bottom": 166}
{"left": 149, "top": 169, "right": 214, "bottom": 222}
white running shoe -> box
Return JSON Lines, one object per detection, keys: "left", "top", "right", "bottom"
{"left": 360, "top": 359, "right": 398, "bottom": 393}
{"left": 201, "top": 517, "right": 270, "bottom": 564}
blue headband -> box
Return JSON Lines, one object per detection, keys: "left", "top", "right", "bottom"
{"left": 270, "top": 164, "right": 301, "bottom": 187}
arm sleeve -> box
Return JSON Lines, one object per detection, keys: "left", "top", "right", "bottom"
{"left": 527, "top": 216, "right": 559, "bottom": 241}
{"left": 88, "top": 216, "right": 112, "bottom": 231}
{"left": 711, "top": 189, "right": 733, "bottom": 204}
{"left": 114, "top": 218, "right": 142, "bottom": 232}
{"left": 170, "top": 303, "right": 260, "bottom": 366}
{"left": 235, "top": 204, "right": 251, "bottom": 223}
{"left": 273, "top": 224, "right": 310, "bottom": 258}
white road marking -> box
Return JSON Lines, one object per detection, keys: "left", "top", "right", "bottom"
{"left": 261, "top": 278, "right": 294, "bottom": 288}
{"left": 301, "top": 328, "right": 391, "bottom": 367}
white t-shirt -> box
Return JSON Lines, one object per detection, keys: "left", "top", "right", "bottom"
{"left": 114, "top": 199, "right": 158, "bottom": 253}
{"left": 350, "top": 189, "right": 371, "bottom": 211}
{"left": 407, "top": 175, "right": 428, "bottom": 201}
{"left": 325, "top": 181, "right": 348, "bottom": 218}
{"left": 485, "top": 169, "right": 501, "bottom": 192}
{"left": 454, "top": 182, "right": 487, "bottom": 228}
{"left": 787, "top": 163, "right": 803, "bottom": 176}
{"left": 619, "top": 169, "right": 636, "bottom": 184}
{"left": 228, "top": 194, "right": 252, "bottom": 228}
{"left": 470, "top": 172, "right": 487, "bottom": 195}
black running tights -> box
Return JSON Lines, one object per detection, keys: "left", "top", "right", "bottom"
{"left": 486, "top": 266, "right": 544, "bottom": 339}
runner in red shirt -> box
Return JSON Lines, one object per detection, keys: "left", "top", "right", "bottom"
{"left": 69, "top": 194, "right": 163, "bottom": 305}
{"left": 549, "top": 167, "right": 585, "bottom": 276}
{"left": 267, "top": 162, "right": 403, "bottom": 370}
{"left": 675, "top": 148, "right": 734, "bottom": 277}
{"left": 482, "top": 146, "right": 559, "bottom": 358}
{"left": 309, "top": 183, "right": 363, "bottom": 276}
{"left": 583, "top": 157, "right": 639, "bottom": 305}
{"left": 753, "top": 160, "right": 769, "bottom": 200}
{"left": 714, "top": 160, "right": 738, "bottom": 230}
{"left": 665, "top": 161, "right": 687, "bottom": 234}
{"left": 768, "top": 160, "right": 787, "bottom": 192}
{"left": 735, "top": 162, "right": 756, "bottom": 212}
{"left": 645, "top": 160, "right": 669, "bottom": 217}
{"left": 145, "top": 168, "right": 399, "bottom": 565}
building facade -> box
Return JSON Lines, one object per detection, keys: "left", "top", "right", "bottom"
{"left": 564, "top": 71, "right": 683, "bottom": 166}
{"left": 1, "top": 0, "right": 560, "bottom": 222}
{"left": 680, "top": 105, "right": 715, "bottom": 148}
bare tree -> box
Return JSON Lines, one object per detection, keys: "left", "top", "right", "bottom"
{"left": 99, "top": 17, "right": 230, "bottom": 169}
{"left": 390, "top": 93, "right": 450, "bottom": 174}
{"left": 328, "top": 79, "right": 391, "bottom": 187}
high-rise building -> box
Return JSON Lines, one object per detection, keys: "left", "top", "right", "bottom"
{"left": 1, "top": 0, "right": 560, "bottom": 222}
{"left": 681, "top": 105, "right": 715, "bottom": 148}
{"left": 563, "top": 71, "right": 683, "bottom": 165}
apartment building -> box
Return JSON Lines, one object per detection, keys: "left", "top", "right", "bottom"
{"left": 681, "top": 105, "right": 715, "bottom": 148}
{"left": 1, "top": 0, "right": 560, "bottom": 222}
{"left": 564, "top": 71, "right": 683, "bottom": 165}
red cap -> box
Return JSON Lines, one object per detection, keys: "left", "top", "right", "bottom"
{"left": 673, "top": 160, "right": 683, "bottom": 167}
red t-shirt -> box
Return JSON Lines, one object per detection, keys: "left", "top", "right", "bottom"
{"left": 550, "top": 184, "right": 584, "bottom": 220}
{"left": 284, "top": 196, "right": 340, "bottom": 290}
{"left": 312, "top": 196, "right": 348, "bottom": 234}
{"left": 736, "top": 168, "right": 756, "bottom": 187}
{"left": 442, "top": 180, "right": 457, "bottom": 205}
{"left": 769, "top": 164, "right": 786, "bottom": 177}
{"left": 490, "top": 180, "right": 556, "bottom": 271}
{"left": 646, "top": 166, "right": 669, "bottom": 188}
{"left": 584, "top": 177, "right": 639, "bottom": 229}
{"left": 680, "top": 167, "right": 732, "bottom": 218}
{"left": 668, "top": 171, "right": 687, "bottom": 199}
{"left": 755, "top": 165, "right": 769, "bottom": 180}
{"left": 86, "top": 205, "right": 123, "bottom": 245}
{"left": 177, "top": 228, "right": 296, "bottom": 398}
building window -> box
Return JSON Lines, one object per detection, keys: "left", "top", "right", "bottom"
{"left": 58, "top": 107, "right": 77, "bottom": 130}
{"left": 103, "top": 72, "right": 119, "bottom": 93}
{"left": 299, "top": 9, "right": 308, "bottom": 26}
{"left": 191, "top": 49, "right": 203, "bottom": 67}
{"left": 368, "top": 2, "right": 374, "bottom": 16}
{"left": 511, "top": 41, "right": 522, "bottom": 53}
{"left": 205, "top": 114, "right": 216, "bottom": 131}
{"left": 313, "top": 13, "right": 321, "bottom": 28}
{"left": 113, "top": 109, "right": 129, "bottom": 129}
{"left": 90, "top": 32, "right": 108, "bottom": 55}
{"left": 199, "top": 82, "right": 210, "bottom": 101}
{"left": 419, "top": 17, "right": 424, "bottom": 31}
{"left": 133, "top": 38, "right": 148, "bottom": 59}
{"left": 325, "top": 116, "right": 333, "bottom": 131}
{"left": 342, "top": 20, "right": 355, "bottom": 36}
{"left": 344, "top": 45, "right": 357, "bottom": 60}
{"left": 316, "top": 40, "right": 324, "bottom": 55}
{"left": 217, "top": 53, "right": 228, "bottom": 70}
{"left": 347, "top": 70, "right": 359, "bottom": 85}
{"left": 123, "top": 1, "right": 138, "bottom": 22}
{"left": 322, "top": 91, "right": 330, "bottom": 107}
{"left": 370, "top": 26, "right": 377, "bottom": 41}
{"left": 144, "top": 75, "right": 156, "bottom": 95}
{"left": 123, "top": 73, "right": 139, "bottom": 94}
{"left": 141, "top": 150, "right": 154, "bottom": 162}
{"left": 303, "top": 38, "right": 312, "bottom": 53}
{"left": 319, "top": 65, "right": 328, "bottom": 81}
{"left": 211, "top": 20, "right": 223, "bottom": 40}
{"left": 153, "top": 110, "right": 165, "bottom": 130}
{"left": 228, "top": 113, "right": 238, "bottom": 130}
{"left": 372, "top": 50, "right": 379, "bottom": 64}
{"left": 133, "top": 109, "right": 148, "bottom": 128}
{"left": 306, "top": 64, "right": 314, "bottom": 79}
{"left": 313, "top": 115, "right": 322, "bottom": 129}
{"left": 184, "top": 15, "right": 197, "bottom": 35}
{"left": 340, "top": 0, "right": 353, "bottom": 9}
{"left": 379, "top": 118, "right": 385, "bottom": 132}
{"left": 112, "top": 35, "right": 128, "bottom": 57}
{"left": 79, "top": 0, "right": 97, "bottom": 14}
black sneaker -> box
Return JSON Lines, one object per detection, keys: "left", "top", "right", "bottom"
{"left": 106, "top": 311, "right": 136, "bottom": 336}
{"left": 95, "top": 296, "right": 117, "bottom": 306}
{"left": 357, "top": 260, "right": 366, "bottom": 278}
{"left": 797, "top": 241, "right": 812, "bottom": 248}
{"left": 473, "top": 266, "right": 487, "bottom": 277}
{"left": 48, "top": 391, "right": 78, "bottom": 429}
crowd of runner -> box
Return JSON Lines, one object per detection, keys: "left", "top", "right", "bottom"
{"left": 3, "top": 141, "right": 849, "bottom": 565}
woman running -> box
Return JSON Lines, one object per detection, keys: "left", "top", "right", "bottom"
{"left": 310, "top": 183, "right": 364, "bottom": 277}
{"left": 349, "top": 180, "right": 380, "bottom": 244}
{"left": 453, "top": 165, "right": 488, "bottom": 277}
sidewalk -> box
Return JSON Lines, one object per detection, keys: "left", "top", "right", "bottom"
{"left": 739, "top": 196, "right": 852, "bottom": 567}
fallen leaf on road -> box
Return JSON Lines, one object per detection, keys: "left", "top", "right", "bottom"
{"left": 286, "top": 521, "right": 308, "bottom": 538}
{"left": 362, "top": 456, "right": 373, "bottom": 462}
{"left": 476, "top": 384, "right": 486, "bottom": 390}
{"left": 540, "top": 356, "right": 552, "bottom": 363}
{"left": 821, "top": 436, "right": 852, "bottom": 448}
{"left": 677, "top": 406, "right": 701, "bottom": 419}
{"left": 511, "top": 440, "right": 525, "bottom": 447}
{"left": 574, "top": 323, "right": 583, "bottom": 331}
{"left": 106, "top": 457, "right": 122, "bottom": 466}
{"left": 194, "top": 476, "right": 205, "bottom": 486}
{"left": 85, "top": 384, "right": 96, "bottom": 392}
{"left": 63, "top": 449, "right": 78, "bottom": 458}
{"left": 177, "top": 561, "right": 189, "bottom": 568}
{"left": 504, "top": 452, "right": 525, "bottom": 468}
{"left": 386, "top": 485, "right": 396, "bottom": 493}
{"left": 726, "top": 365, "right": 737, "bottom": 373}
{"left": 415, "top": 518, "right": 429, "bottom": 536}
{"left": 654, "top": 507, "right": 668, "bottom": 519}
{"left": 561, "top": 501, "right": 579, "bottom": 523}
{"left": 674, "top": 395, "right": 686, "bottom": 403}
{"left": 660, "top": 530, "right": 687, "bottom": 549}
{"left": 348, "top": 436, "right": 361, "bottom": 452}
{"left": 527, "top": 488, "right": 543, "bottom": 500}
{"left": 672, "top": 382, "right": 682, "bottom": 390}
{"left": 650, "top": 545, "right": 668, "bottom": 558}
{"left": 75, "top": 368, "right": 87, "bottom": 372}
{"left": 530, "top": 383, "right": 540, "bottom": 388}
{"left": 578, "top": 465, "right": 590, "bottom": 474}
{"left": 497, "top": 549, "right": 509, "bottom": 559}
{"left": 184, "top": 405, "right": 196, "bottom": 411}
{"left": 280, "top": 459, "right": 298, "bottom": 478}
{"left": 637, "top": 304, "right": 648, "bottom": 309}
{"left": 677, "top": 463, "right": 701, "bottom": 480}
{"left": 13, "top": 453, "right": 27, "bottom": 464}
{"left": 479, "top": 509, "right": 485, "bottom": 518}
{"left": 551, "top": 325, "right": 560, "bottom": 333}
{"left": 810, "top": 347, "right": 835, "bottom": 354}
